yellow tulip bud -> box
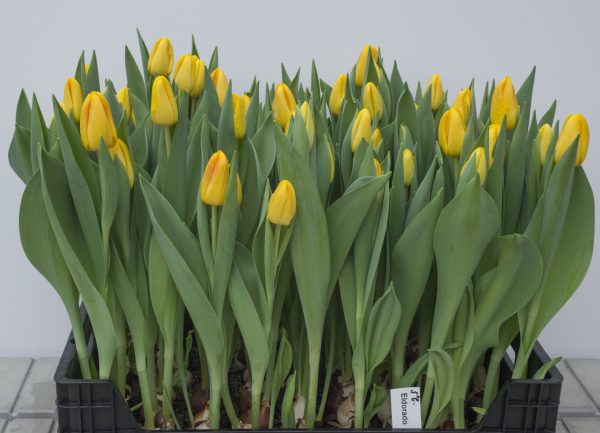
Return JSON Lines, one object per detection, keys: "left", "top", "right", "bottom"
{"left": 554, "top": 114, "right": 589, "bottom": 166}
{"left": 488, "top": 123, "right": 501, "bottom": 165}
{"left": 232, "top": 93, "right": 251, "bottom": 140}
{"left": 109, "top": 139, "right": 134, "bottom": 188}
{"left": 490, "top": 76, "right": 519, "bottom": 129}
{"left": 174, "top": 54, "right": 197, "bottom": 93}
{"left": 299, "top": 101, "right": 315, "bottom": 147}
{"left": 355, "top": 44, "right": 378, "bottom": 87}
{"left": 84, "top": 63, "right": 90, "bottom": 75}
{"left": 461, "top": 147, "right": 487, "bottom": 184}
{"left": 329, "top": 74, "right": 347, "bottom": 116}
{"left": 210, "top": 68, "right": 229, "bottom": 107}
{"left": 191, "top": 57, "right": 206, "bottom": 97}
{"left": 537, "top": 124, "right": 553, "bottom": 164}
{"left": 201, "top": 151, "right": 230, "bottom": 206}
{"left": 147, "top": 37, "right": 174, "bottom": 76}
{"left": 80, "top": 91, "right": 118, "bottom": 151}
{"left": 362, "top": 82, "right": 383, "bottom": 119}
{"left": 116, "top": 87, "right": 134, "bottom": 123}
{"left": 351, "top": 108, "right": 372, "bottom": 152}
{"left": 373, "top": 159, "right": 382, "bottom": 176}
{"left": 63, "top": 77, "right": 83, "bottom": 122}
{"left": 452, "top": 88, "right": 471, "bottom": 124}
{"left": 403, "top": 148, "right": 415, "bottom": 186}
{"left": 236, "top": 174, "right": 243, "bottom": 205}
{"left": 272, "top": 83, "right": 296, "bottom": 130}
{"left": 268, "top": 180, "right": 297, "bottom": 226}
{"left": 370, "top": 128, "right": 382, "bottom": 151}
{"left": 427, "top": 74, "right": 444, "bottom": 111}
{"left": 151, "top": 76, "right": 178, "bottom": 126}
{"left": 438, "top": 108, "right": 465, "bottom": 157}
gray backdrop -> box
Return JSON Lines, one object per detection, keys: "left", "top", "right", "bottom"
{"left": 1, "top": 0, "right": 598, "bottom": 358}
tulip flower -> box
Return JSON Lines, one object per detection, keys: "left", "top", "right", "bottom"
{"left": 438, "top": 108, "right": 465, "bottom": 157}
{"left": 268, "top": 180, "right": 296, "bottom": 226}
{"left": 116, "top": 87, "right": 134, "bottom": 123}
{"left": 490, "top": 76, "right": 519, "bottom": 129}
{"left": 403, "top": 148, "right": 415, "bottom": 186}
{"left": 329, "top": 74, "right": 346, "bottom": 116}
{"left": 488, "top": 123, "right": 501, "bottom": 165}
{"left": 452, "top": 88, "right": 472, "bottom": 124}
{"left": 373, "top": 159, "right": 382, "bottom": 176}
{"left": 362, "top": 82, "right": 383, "bottom": 119}
{"left": 232, "top": 93, "right": 251, "bottom": 140}
{"left": 109, "top": 139, "right": 135, "bottom": 188}
{"left": 63, "top": 77, "right": 83, "bottom": 122}
{"left": 174, "top": 54, "right": 198, "bottom": 94}
{"left": 191, "top": 56, "right": 206, "bottom": 97}
{"left": 272, "top": 83, "right": 296, "bottom": 130}
{"left": 147, "top": 37, "right": 174, "bottom": 76}
{"left": 80, "top": 91, "right": 118, "bottom": 151}
{"left": 355, "top": 44, "right": 378, "bottom": 87}
{"left": 210, "top": 67, "right": 228, "bottom": 107}
{"left": 151, "top": 76, "right": 178, "bottom": 126}
{"left": 201, "top": 151, "right": 230, "bottom": 206}
{"left": 299, "top": 101, "right": 315, "bottom": 147}
{"left": 370, "top": 128, "right": 382, "bottom": 152}
{"left": 351, "top": 108, "right": 372, "bottom": 152}
{"left": 537, "top": 123, "right": 553, "bottom": 164}
{"left": 554, "top": 114, "right": 589, "bottom": 166}
{"left": 461, "top": 147, "right": 487, "bottom": 184}
{"left": 427, "top": 74, "right": 444, "bottom": 111}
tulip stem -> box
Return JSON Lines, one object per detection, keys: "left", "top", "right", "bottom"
{"left": 273, "top": 224, "right": 282, "bottom": 259}
{"left": 164, "top": 127, "right": 172, "bottom": 157}
{"left": 211, "top": 206, "right": 218, "bottom": 257}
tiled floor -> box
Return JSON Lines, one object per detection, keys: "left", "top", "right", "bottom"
{"left": 0, "top": 358, "right": 599, "bottom": 432}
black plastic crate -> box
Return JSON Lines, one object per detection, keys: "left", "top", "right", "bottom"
{"left": 54, "top": 310, "right": 562, "bottom": 433}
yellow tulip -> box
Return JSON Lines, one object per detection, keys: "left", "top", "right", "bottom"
{"left": 488, "top": 123, "right": 501, "bottom": 165}
{"left": 147, "top": 37, "right": 174, "bottom": 76}
{"left": 151, "top": 76, "right": 178, "bottom": 126}
{"left": 355, "top": 44, "right": 378, "bottom": 87}
{"left": 438, "top": 108, "right": 465, "bottom": 157}
{"left": 427, "top": 74, "right": 444, "bottom": 111}
{"left": 232, "top": 93, "right": 251, "bottom": 140}
{"left": 299, "top": 101, "right": 315, "bottom": 147}
{"left": 109, "top": 139, "right": 134, "bottom": 188}
{"left": 329, "top": 74, "right": 347, "bottom": 116}
{"left": 80, "top": 91, "right": 118, "bottom": 151}
{"left": 63, "top": 77, "right": 83, "bottom": 122}
{"left": 537, "top": 124, "right": 553, "bottom": 164}
{"left": 351, "top": 108, "right": 372, "bottom": 152}
{"left": 362, "top": 82, "right": 383, "bottom": 119}
{"left": 370, "top": 128, "right": 382, "bottom": 152}
{"left": 554, "top": 114, "right": 589, "bottom": 166}
{"left": 201, "top": 151, "right": 230, "bottom": 206}
{"left": 272, "top": 83, "right": 296, "bottom": 130}
{"left": 174, "top": 54, "right": 197, "bottom": 93}
{"left": 191, "top": 57, "right": 206, "bottom": 97}
{"left": 403, "top": 148, "right": 415, "bottom": 186}
{"left": 461, "top": 147, "right": 487, "bottom": 184}
{"left": 116, "top": 87, "right": 134, "bottom": 123}
{"left": 236, "top": 174, "right": 243, "bottom": 205}
{"left": 490, "top": 76, "right": 519, "bottom": 129}
{"left": 210, "top": 68, "right": 229, "bottom": 107}
{"left": 452, "top": 88, "right": 472, "bottom": 124}
{"left": 268, "top": 180, "right": 296, "bottom": 226}
{"left": 373, "top": 159, "right": 382, "bottom": 176}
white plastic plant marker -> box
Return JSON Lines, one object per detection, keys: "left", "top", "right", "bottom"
{"left": 390, "top": 387, "right": 422, "bottom": 429}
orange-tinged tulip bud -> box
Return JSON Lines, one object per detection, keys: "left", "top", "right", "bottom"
{"left": 554, "top": 114, "right": 589, "bottom": 166}
{"left": 232, "top": 93, "right": 251, "bottom": 140}
{"left": 488, "top": 123, "right": 501, "bottom": 165}
{"left": 537, "top": 124, "right": 553, "bottom": 164}
{"left": 362, "top": 82, "right": 383, "bottom": 119}
{"left": 174, "top": 54, "right": 197, "bottom": 93}
{"left": 490, "top": 76, "right": 519, "bottom": 129}
{"left": 63, "top": 77, "right": 83, "bottom": 122}
{"left": 403, "top": 148, "right": 415, "bottom": 186}
{"left": 109, "top": 139, "right": 134, "bottom": 188}
{"left": 268, "top": 180, "right": 296, "bottom": 226}
{"left": 427, "top": 74, "right": 444, "bottom": 111}
{"left": 191, "top": 56, "right": 206, "bottom": 97}
{"left": 355, "top": 44, "right": 378, "bottom": 87}
{"left": 148, "top": 37, "right": 174, "bottom": 76}
{"left": 80, "top": 91, "right": 118, "bottom": 151}
{"left": 151, "top": 76, "right": 178, "bottom": 126}
{"left": 370, "top": 128, "right": 382, "bottom": 151}
{"left": 329, "top": 74, "right": 347, "bottom": 116}
{"left": 116, "top": 87, "right": 134, "bottom": 123}
{"left": 438, "top": 108, "right": 465, "bottom": 157}
{"left": 373, "top": 159, "right": 382, "bottom": 176}
{"left": 299, "top": 101, "right": 315, "bottom": 147}
{"left": 461, "top": 147, "right": 487, "bottom": 184}
{"left": 201, "top": 151, "right": 230, "bottom": 206}
{"left": 272, "top": 83, "right": 296, "bottom": 130}
{"left": 210, "top": 68, "right": 228, "bottom": 107}
{"left": 452, "top": 88, "right": 472, "bottom": 124}
{"left": 351, "top": 108, "right": 372, "bottom": 152}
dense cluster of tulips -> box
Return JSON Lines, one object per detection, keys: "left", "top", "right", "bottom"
{"left": 9, "top": 34, "right": 594, "bottom": 430}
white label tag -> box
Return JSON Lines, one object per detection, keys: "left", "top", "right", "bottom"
{"left": 390, "top": 387, "right": 422, "bottom": 429}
